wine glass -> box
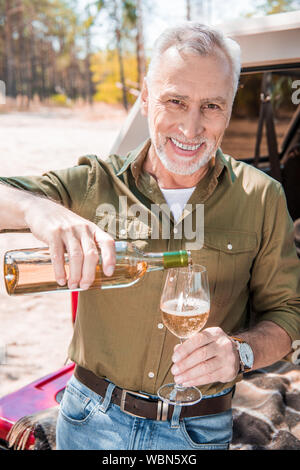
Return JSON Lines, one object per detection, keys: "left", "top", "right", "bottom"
{"left": 157, "top": 264, "right": 210, "bottom": 406}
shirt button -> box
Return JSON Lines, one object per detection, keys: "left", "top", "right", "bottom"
{"left": 174, "top": 228, "right": 178, "bottom": 234}
{"left": 148, "top": 372, "right": 155, "bottom": 378}
{"left": 227, "top": 243, "right": 233, "bottom": 250}
{"left": 157, "top": 323, "right": 164, "bottom": 329}
{"left": 120, "top": 229, "right": 126, "bottom": 236}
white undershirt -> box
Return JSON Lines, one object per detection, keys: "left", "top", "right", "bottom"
{"left": 160, "top": 186, "right": 196, "bottom": 223}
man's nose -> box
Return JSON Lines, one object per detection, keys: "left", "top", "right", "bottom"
{"left": 178, "top": 108, "right": 204, "bottom": 140}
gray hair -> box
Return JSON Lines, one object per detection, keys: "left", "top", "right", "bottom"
{"left": 147, "top": 22, "right": 241, "bottom": 99}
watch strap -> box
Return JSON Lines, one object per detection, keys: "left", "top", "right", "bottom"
{"left": 230, "top": 336, "right": 250, "bottom": 373}
{"left": 231, "top": 336, "right": 246, "bottom": 344}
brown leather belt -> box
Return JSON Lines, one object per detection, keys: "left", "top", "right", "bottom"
{"left": 74, "top": 365, "right": 233, "bottom": 421}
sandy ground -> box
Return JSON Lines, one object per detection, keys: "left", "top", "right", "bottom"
{"left": 0, "top": 103, "right": 126, "bottom": 397}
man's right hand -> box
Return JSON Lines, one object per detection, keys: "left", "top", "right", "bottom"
{"left": 24, "top": 197, "right": 116, "bottom": 290}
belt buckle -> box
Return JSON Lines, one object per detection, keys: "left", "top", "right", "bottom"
{"left": 120, "top": 389, "right": 169, "bottom": 421}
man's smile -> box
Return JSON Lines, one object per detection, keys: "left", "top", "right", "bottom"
{"left": 168, "top": 137, "right": 205, "bottom": 157}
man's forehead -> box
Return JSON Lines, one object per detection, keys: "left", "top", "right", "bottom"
{"left": 149, "top": 46, "right": 232, "bottom": 87}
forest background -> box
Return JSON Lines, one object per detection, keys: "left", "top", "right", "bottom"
{"left": 1, "top": 0, "right": 300, "bottom": 113}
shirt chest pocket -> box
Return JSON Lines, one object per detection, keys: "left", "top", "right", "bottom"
{"left": 95, "top": 210, "right": 152, "bottom": 241}
{"left": 190, "top": 230, "right": 257, "bottom": 308}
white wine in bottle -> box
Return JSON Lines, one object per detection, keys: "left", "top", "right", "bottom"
{"left": 4, "top": 241, "right": 192, "bottom": 296}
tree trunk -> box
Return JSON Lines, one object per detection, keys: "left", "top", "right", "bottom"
{"left": 85, "top": 32, "right": 93, "bottom": 105}
{"left": 27, "top": 22, "right": 36, "bottom": 102}
{"left": 4, "top": 0, "right": 15, "bottom": 97}
{"left": 186, "top": 0, "right": 191, "bottom": 20}
{"left": 111, "top": 0, "right": 128, "bottom": 111}
{"left": 17, "top": 1, "right": 31, "bottom": 108}
{"left": 40, "top": 40, "right": 46, "bottom": 101}
{"left": 136, "top": 0, "right": 146, "bottom": 90}
{"left": 116, "top": 26, "right": 128, "bottom": 111}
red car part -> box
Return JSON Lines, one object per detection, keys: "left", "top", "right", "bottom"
{"left": 0, "top": 292, "right": 78, "bottom": 449}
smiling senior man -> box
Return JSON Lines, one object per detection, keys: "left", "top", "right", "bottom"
{"left": 0, "top": 22, "right": 299, "bottom": 450}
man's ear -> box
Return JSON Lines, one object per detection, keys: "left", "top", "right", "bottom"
{"left": 140, "top": 78, "right": 149, "bottom": 117}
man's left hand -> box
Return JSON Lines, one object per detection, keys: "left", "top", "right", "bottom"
{"left": 171, "top": 327, "right": 240, "bottom": 386}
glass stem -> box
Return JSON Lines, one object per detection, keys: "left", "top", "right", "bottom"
{"left": 174, "top": 338, "right": 186, "bottom": 391}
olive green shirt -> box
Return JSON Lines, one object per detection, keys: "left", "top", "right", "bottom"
{"left": 1, "top": 139, "right": 300, "bottom": 397}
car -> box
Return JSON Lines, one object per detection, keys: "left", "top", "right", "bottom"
{"left": 0, "top": 10, "right": 299, "bottom": 450}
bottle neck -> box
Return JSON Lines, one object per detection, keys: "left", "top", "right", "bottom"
{"left": 114, "top": 241, "right": 192, "bottom": 270}
{"left": 138, "top": 250, "right": 192, "bottom": 271}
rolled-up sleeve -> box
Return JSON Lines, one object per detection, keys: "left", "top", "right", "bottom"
{"left": 250, "top": 184, "right": 300, "bottom": 342}
{"left": 0, "top": 155, "right": 99, "bottom": 216}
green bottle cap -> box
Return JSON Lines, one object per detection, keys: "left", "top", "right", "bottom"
{"left": 163, "top": 250, "right": 191, "bottom": 269}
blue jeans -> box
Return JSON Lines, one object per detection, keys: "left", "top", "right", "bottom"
{"left": 56, "top": 374, "right": 233, "bottom": 450}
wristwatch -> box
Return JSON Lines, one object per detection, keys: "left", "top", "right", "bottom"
{"left": 231, "top": 336, "right": 254, "bottom": 373}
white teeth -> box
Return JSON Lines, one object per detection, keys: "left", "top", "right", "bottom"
{"left": 170, "top": 137, "right": 202, "bottom": 151}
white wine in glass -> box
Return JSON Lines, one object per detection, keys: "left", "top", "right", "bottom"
{"left": 158, "top": 264, "right": 210, "bottom": 406}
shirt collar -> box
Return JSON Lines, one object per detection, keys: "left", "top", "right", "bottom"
{"left": 116, "top": 139, "right": 151, "bottom": 179}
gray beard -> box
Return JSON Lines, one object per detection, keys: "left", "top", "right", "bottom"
{"left": 152, "top": 136, "right": 215, "bottom": 176}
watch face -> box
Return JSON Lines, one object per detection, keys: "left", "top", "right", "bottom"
{"left": 239, "top": 343, "right": 254, "bottom": 368}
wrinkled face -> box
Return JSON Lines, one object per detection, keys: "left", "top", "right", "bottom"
{"left": 141, "top": 46, "right": 234, "bottom": 175}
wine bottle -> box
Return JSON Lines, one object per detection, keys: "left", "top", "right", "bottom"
{"left": 4, "top": 241, "right": 192, "bottom": 296}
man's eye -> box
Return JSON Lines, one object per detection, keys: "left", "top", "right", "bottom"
{"left": 169, "top": 99, "right": 181, "bottom": 105}
{"left": 204, "top": 103, "right": 220, "bottom": 110}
